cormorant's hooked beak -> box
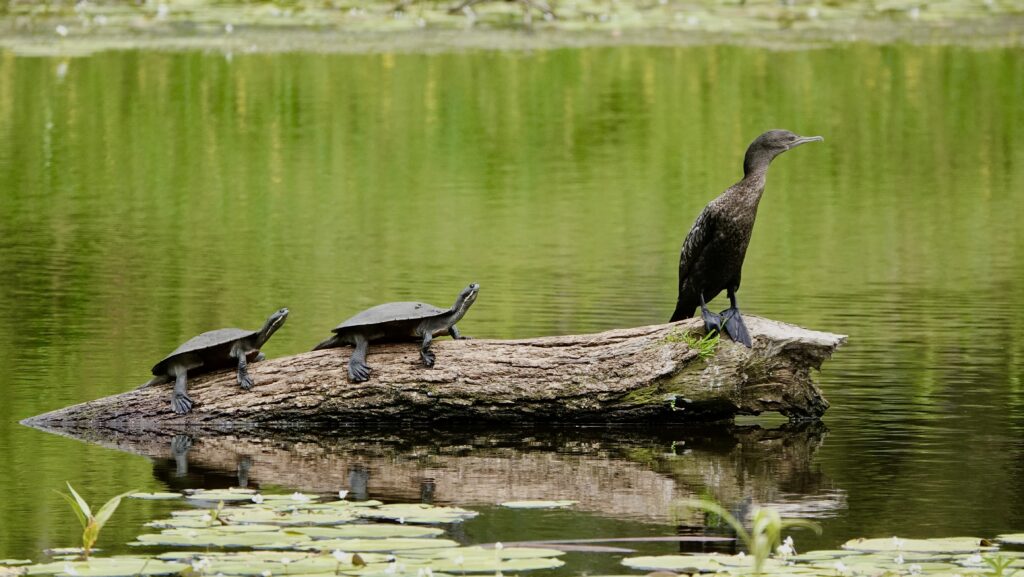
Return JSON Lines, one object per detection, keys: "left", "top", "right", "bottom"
{"left": 788, "top": 135, "right": 824, "bottom": 149}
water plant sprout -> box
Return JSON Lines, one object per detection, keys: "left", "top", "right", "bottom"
{"left": 56, "top": 483, "right": 132, "bottom": 559}
{"left": 676, "top": 498, "right": 821, "bottom": 574}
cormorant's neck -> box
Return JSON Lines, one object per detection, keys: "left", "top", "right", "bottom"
{"left": 742, "top": 147, "right": 774, "bottom": 181}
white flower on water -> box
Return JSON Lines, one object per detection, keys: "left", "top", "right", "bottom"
{"left": 191, "top": 558, "right": 211, "bottom": 573}
{"left": 156, "top": 3, "right": 169, "bottom": 19}
{"left": 964, "top": 555, "right": 983, "bottom": 566}
{"left": 834, "top": 561, "right": 849, "bottom": 575}
{"left": 251, "top": 494, "right": 264, "bottom": 504}
{"left": 338, "top": 490, "right": 349, "bottom": 500}
{"left": 280, "top": 558, "right": 292, "bottom": 566}
{"left": 260, "top": 571, "right": 272, "bottom": 577}
{"left": 495, "top": 542, "right": 504, "bottom": 551}
{"left": 892, "top": 537, "right": 905, "bottom": 550}
{"left": 224, "top": 23, "right": 234, "bottom": 33}
{"left": 737, "top": 552, "right": 746, "bottom": 558}
{"left": 55, "top": 25, "right": 69, "bottom": 37}
{"left": 417, "top": 569, "right": 434, "bottom": 577}
{"left": 200, "top": 514, "right": 213, "bottom": 523}
{"left": 63, "top": 563, "right": 79, "bottom": 576}
{"left": 895, "top": 554, "right": 905, "bottom": 565}
{"left": 777, "top": 535, "right": 796, "bottom": 557}
{"left": 332, "top": 550, "right": 349, "bottom": 563}
{"left": 909, "top": 564, "right": 922, "bottom": 575}
{"left": 398, "top": 516, "right": 405, "bottom": 524}
{"left": 454, "top": 555, "right": 465, "bottom": 566}
{"left": 290, "top": 492, "right": 310, "bottom": 502}
{"left": 187, "top": 530, "right": 199, "bottom": 539}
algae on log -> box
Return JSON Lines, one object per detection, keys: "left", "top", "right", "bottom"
{"left": 21, "top": 316, "right": 845, "bottom": 433}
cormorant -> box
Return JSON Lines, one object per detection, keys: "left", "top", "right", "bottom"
{"left": 670, "top": 130, "right": 823, "bottom": 346}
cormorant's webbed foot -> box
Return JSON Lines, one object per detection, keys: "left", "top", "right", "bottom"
{"left": 719, "top": 308, "right": 753, "bottom": 348}
{"left": 699, "top": 292, "right": 724, "bottom": 336}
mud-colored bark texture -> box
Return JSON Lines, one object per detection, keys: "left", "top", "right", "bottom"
{"left": 22, "top": 316, "right": 845, "bottom": 434}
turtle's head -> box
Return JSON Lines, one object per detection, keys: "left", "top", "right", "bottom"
{"left": 452, "top": 283, "right": 480, "bottom": 321}
{"left": 258, "top": 307, "right": 290, "bottom": 346}
{"left": 743, "top": 130, "right": 823, "bottom": 176}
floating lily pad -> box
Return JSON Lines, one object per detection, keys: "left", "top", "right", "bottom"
{"left": 998, "top": 534, "right": 1024, "bottom": 545}
{"left": 621, "top": 554, "right": 725, "bottom": 572}
{"left": 791, "top": 550, "right": 859, "bottom": 562}
{"left": 0, "top": 562, "right": 30, "bottom": 567}
{"left": 842, "top": 537, "right": 995, "bottom": 554}
{"left": 128, "top": 492, "right": 182, "bottom": 500}
{"left": 355, "top": 504, "right": 478, "bottom": 524}
{"left": 414, "top": 557, "right": 564, "bottom": 573}
{"left": 298, "top": 538, "right": 459, "bottom": 553}
{"left": 134, "top": 530, "right": 311, "bottom": 548}
{"left": 402, "top": 546, "right": 563, "bottom": 560}
{"left": 42, "top": 550, "right": 92, "bottom": 557}
{"left": 499, "top": 500, "right": 577, "bottom": 509}
{"left": 26, "top": 558, "right": 187, "bottom": 577}
{"left": 186, "top": 490, "right": 263, "bottom": 503}
{"left": 288, "top": 525, "right": 444, "bottom": 539}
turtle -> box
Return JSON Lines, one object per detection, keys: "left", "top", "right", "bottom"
{"left": 313, "top": 283, "right": 479, "bottom": 382}
{"left": 141, "top": 308, "right": 289, "bottom": 414}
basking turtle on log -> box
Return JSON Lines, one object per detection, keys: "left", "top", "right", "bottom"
{"left": 141, "top": 308, "right": 289, "bottom": 414}
{"left": 313, "top": 283, "right": 479, "bottom": 383}
{"left": 670, "top": 130, "right": 824, "bottom": 347}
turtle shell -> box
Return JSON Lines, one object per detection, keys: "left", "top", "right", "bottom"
{"left": 151, "top": 328, "right": 256, "bottom": 376}
{"left": 333, "top": 302, "right": 447, "bottom": 333}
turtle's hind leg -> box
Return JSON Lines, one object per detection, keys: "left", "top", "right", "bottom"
{"left": 170, "top": 366, "right": 194, "bottom": 415}
{"left": 348, "top": 335, "right": 371, "bottom": 383}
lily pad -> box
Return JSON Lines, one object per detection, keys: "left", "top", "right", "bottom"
{"left": 298, "top": 538, "right": 460, "bottom": 553}
{"left": 355, "top": 504, "right": 478, "bottom": 524}
{"left": 133, "top": 530, "right": 311, "bottom": 548}
{"left": 0, "top": 562, "right": 31, "bottom": 567}
{"left": 412, "top": 557, "right": 564, "bottom": 573}
{"left": 185, "top": 489, "right": 262, "bottom": 502}
{"left": 402, "top": 546, "right": 563, "bottom": 560}
{"left": 791, "top": 550, "right": 859, "bottom": 562}
{"left": 26, "top": 558, "right": 187, "bottom": 577}
{"left": 128, "top": 492, "right": 182, "bottom": 500}
{"left": 842, "top": 537, "right": 996, "bottom": 554}
{"left": 621, "top": 554, "right": 725, "bottom": 572}
{"left": 998, "top": 533, "right": 1024, "bottom": 545}
{"left": 499, "top": 500, "right": 577, "bottom": 509}
{"left": 287, "top": 525, "right": 444, "bottom": 539}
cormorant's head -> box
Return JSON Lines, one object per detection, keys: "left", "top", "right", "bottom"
{"left": 744, "top": 130, "right": 823, "bottom": 175}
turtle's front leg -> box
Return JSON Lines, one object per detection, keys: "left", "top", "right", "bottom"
{"left": 171, "top": 368, "right": 193, "bottom": 415}
{"left": 420, "top": 332, "right": 435, "bottom": 367}
{"left": 348, "top": 335, "right": 371, "bottom": 382}
{"left": 235, "top": 351, "right": 254, "bottom": 390}
{"left": 448, "top": 325, "right": 472, "bottom": 340}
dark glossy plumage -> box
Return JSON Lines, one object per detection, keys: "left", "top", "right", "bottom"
{"left": 670, "top": 130, "right": 823, "bottom": 340}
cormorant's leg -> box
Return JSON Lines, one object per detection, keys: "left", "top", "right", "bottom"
{"left": 348, "top": 335, "right": 371, "bottom": 383}
{"left": 171, "top": 367, "right": 193, "bottom": 415}
{"left": 699, "top": 292, "right": 724, "bottom": 335}
{"left": 420, "top": 332, "right": 435, "bottom": 367}
{"left": 721, "top": 289, "right": 753, "bottom": 348}
{"left": 236, "top": 352, "right": 254, "bottom": 390}
{"left": 448, "top": 325, "right": 472, "bottom": 340}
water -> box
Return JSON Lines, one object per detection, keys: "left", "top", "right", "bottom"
{"left": 0, "top": 45, "right": 1023, "bottom": 569}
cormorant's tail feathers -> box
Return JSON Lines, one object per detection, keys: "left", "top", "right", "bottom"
{"left": 313, "top": 334, "right": 342, "bottom": 351}
{"left": 670, "top": 298, "right": 698, "bottom": 323}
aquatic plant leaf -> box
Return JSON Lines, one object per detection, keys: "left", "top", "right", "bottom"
{"left": 401, "top": 546, "right": 563, "bottom": 560}
{"left": 998, "top": 533, "right": 1024, "bottom": 545}
{"left": 185, "top": 490, "right": 263, "bottom": 502}
{"left": 414, "top": 557, "right": 564, "bottom": 572}
{"left": 791, "top": 550, "right": 859, "bottom": 561}
{"left": 841, "top": 537, "right": 996, "bottom": 554}
{"left": 288, "top": 525, "right": 444, "bottom": 539}
{"left": 26, "top": 558, "right": 187, "bottom": 577}
{"left": 355, "top": 504, "right": 478, "bottom": 524}
{"left": 128, "top": 493, "right": 182, "bottom": 500}
{"left": 0, "top": 561, "right": 31, "bottom": 566}
{"left": 134, "top": 530, "right": 311, "bottom": 548}
{"left": 297, "top": 538, "right": 459, "bottom": 552}
{"left": 499, "top": 500, "right": 577, "bottom": 509}
{"left": 621, "top": 554, "right": 725, "bottom": 572}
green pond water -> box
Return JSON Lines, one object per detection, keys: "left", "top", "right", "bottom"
{"left": 1, "top": 44, "right": 1023, "bottom": 572}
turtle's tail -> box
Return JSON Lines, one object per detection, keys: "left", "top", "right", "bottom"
{"left": 136, "top": 375, "right": 168, "bottom": 390}
{"left": 313, "top": 334, "right": 342, "bottom": 351}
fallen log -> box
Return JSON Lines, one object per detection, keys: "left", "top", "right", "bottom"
{"left": 21, "top": 316, "right": 845, "bottom": 433}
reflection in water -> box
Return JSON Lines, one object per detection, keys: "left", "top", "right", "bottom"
{"left": 68, "top": 424, "right": 841, "bottom": 526}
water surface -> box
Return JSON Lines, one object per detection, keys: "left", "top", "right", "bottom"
{"left": 0, "top": 44, "right": 1022, "bottom": 569}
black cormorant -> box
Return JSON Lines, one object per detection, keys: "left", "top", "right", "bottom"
{"left": 670, "top": 129, "right": 823, "bottom": 347}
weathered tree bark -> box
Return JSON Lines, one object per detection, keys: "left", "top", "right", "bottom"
{"left": 22, "top": 316, "right": 845, "bottom": 434}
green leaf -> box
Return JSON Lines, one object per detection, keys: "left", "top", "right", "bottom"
{"left": 94, "top": 492, "right": 132, "bottom": 530}
{"left": 65, "top": 483, "right": 93, "bottom": 520}
{"left": 57, "top": 492, "right": 88, "bottom": 530}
